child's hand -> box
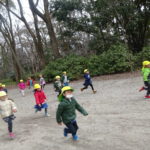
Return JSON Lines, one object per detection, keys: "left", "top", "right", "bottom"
{"left": 58, "top": 122, "right": 62, "bottom": 125}
{"left": 13, "top": 109, "right": 17, "bottom": 113}
{"left": 38, "top": 104, "right": 41, "bottom": 107}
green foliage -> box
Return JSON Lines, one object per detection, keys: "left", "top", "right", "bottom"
{"left": 135, "top": 46, "right": 150, "bottom": 68}
{"left": 43, "top": 44, "right": 135, "bottom": 82}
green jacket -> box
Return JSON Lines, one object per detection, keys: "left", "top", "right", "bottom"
{"left": 142, "top": 68, "right": 150, "bottom": 82}
{"left": 53, "top": 81, "right": 62, "bottom": 92}
{"left": 56, "top": 97, "right": 88, "bottom": 124}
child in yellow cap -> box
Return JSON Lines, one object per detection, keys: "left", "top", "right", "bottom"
{"left": 61, "top": 71, "right": 70, "bottom": 86}
{"left": 0, "top": 91, "right": 17, "bottom": 139}
{"left": 139, "top": 61, "right": 150, "bottom": 98}
{"left": 56, "top": 86, "right": 88, "bottom": 141}
{"left": 81, "top": 69, "right": 97, "bottom": 94}
{"left": 18, "top": 80, "right": 26, "bottom": 96}
{"left": 2, "top": 84, "right": 8, "bottom": 93}
{"left": 54, "top": 76, "right": 63, "bottom": 97}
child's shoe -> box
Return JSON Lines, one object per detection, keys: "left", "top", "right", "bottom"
{"left": 64, "top": 128, "right": 68, "bottom": 137}
{"left": 81, "top": 88, "right": 84, "bottom": 92}
{"left": 139, "top": 87, "right": 145, "bottom": 92}
{"left": 45, "top": 113, "right": 50, "bottom": 117}
{"left": 93, "top": 90, "right": 97, "bottom": 94}
{"left": 72, "top": 135, "right": 79, "bottom": 141}
{"left": 9, "top": 132, "right": 15, "bottom": 139}
{"left": 144, "top": 96, "right": 150, "bottom": 99}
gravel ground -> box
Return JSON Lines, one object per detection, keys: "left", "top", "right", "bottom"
{"left": 0, "top": 72, "right": 150, "bottom": 150}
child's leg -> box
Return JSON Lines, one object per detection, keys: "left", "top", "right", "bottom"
{"left": 65, "top": 122, "right": 78, "bottom": 136}
{"left": 89, "top": 83, "right": 97, "bottom": 93}
{"left": 72, "top": 120, "right": 79, "bottom": 134}
{"left": 8, "top": 118, "right": 13, "bottom": 133}
{"left": 146, "top": 83, "right": 150, "bottom": 96}
{"left": 21, "top": 90, "right": 25, "bottom": 96}
{"left": 81, "top": 85, "right": 88, "bottom": 91}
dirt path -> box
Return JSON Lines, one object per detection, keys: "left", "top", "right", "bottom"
{"left": 1, "top": 72, "right": 150, "bottom": 150}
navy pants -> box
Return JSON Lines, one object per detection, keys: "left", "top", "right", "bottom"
{"left": 65, "top": 120, "right": 79, "bottom": 136}
{"left": 83, "top": 83, "right": 94, "bottom": 91}
{"left": 144, "top": 81, "right": 150, "bottom": 96}
{"left": 3, "top": 115, "right": 16, "bottom": 133}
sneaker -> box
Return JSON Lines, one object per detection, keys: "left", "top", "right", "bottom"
{"left": 93, "top": 90, "right": 97, "bottom": 94}
{"left": 9, "top": 132, "right": 15, "bottom": 139}
{"left": 139, "top": 87, "right": 145, "bottom": 92}
{"left": 45, "top": 113, "right": 50, "bottom": 117}
{"left": 81, "top": 88, "right": 84, "bottom": 92}
{"left": 72, "top": 135, "right": 79, "bottom": 141}
{"left": 144, "top": 96, "right": 150, "bottom": 99}
{"left": 64, "top": 129, "right": 68, "bottom": 137}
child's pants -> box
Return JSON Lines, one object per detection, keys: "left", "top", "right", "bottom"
{"left": 83, "top": 83, "right": 95, "bottom": 91}
{"left": 65, "top": 120, "right": 79, "bottom": 136}
{"left": 3, "top": 115, "right": 16, "bottom": 133}
{"left": 144, "top": 81, "right": 150, "bottom": 96}
{"left": 20, "top": 89, "right": 25, "bottom": 96}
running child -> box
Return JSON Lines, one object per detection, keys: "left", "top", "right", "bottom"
{"left": 0, "top": 91, "right": 17, "bottom": 139}
{"left": 61, "top": 71, "right": 70, "bottom": 86}
{"left": 56, "top": 86, "right": 88, "bottom": 141}
{"left": 81, "top": 69, "right": 97, "bottom": 94}
{"left": 33, "top": 84, "right": 49, "bottom": 117}
{"left": 39, "top": 75, "right": 46, "bottom": 90}
{"left": 18, "top": 80, "right": 26, "bottom": 96}
{"left": 54, "top": 76, "right": 62, "bottom": 97}
{"left": 139, "top": 61, "right": 150, "bottom": 98}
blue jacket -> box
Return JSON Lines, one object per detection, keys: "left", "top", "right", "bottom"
{"left": 84, "top": 74, "right": 92, "bottom": 85}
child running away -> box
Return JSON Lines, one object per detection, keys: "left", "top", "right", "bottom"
{"left": 61, "top": 71, "right": 70, "bottom": 86}
{"left": 54, "top": 76, "right": 62, "bottom": 97}
{"left": 56, "top": 86, "right": 88, "bottom": 141}
{"left": 0, "top": 91, "right": 17, "bottom": 139}
{"left": 139, "top": 61, "right": 150, "bottom": 98}
{"left": 33, "top": 84, "right": 50, "bottom": 117}
{"left": 39, "top": 74, "right": 46, "bottom": 90}
{"left": 81, "top": 69, "right": 97, "bottom": 94}
{"left": 18, "top": 79, "right": 26, "bottom": 96}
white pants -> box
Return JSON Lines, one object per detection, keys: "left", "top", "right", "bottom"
{"left": 20, "top": 90, "right": 25, "bottom": 96}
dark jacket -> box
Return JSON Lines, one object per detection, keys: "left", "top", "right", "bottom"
{"left": 56, "top": 97, "right": 88, "bottom": 124}
{"left": 84, "top": 73, "right": 92, "bottom": 86}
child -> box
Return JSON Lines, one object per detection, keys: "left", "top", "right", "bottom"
{"left": 33, "top": 84, "right": 49, "bottom": 117}
{"left": 2, "top": 84, "right": 8, "bottom": 93}
{"left": 0, "top": 83, "right": 3, "bottom": 91}
{"left": 26, "top": 77, "right": 34, "bottom": 89}
{"left": 0, "top": 91, "right": 17, "bottom": 139}
{"left": 56, "top": 86, "right": 88, "bottom": 141}
{"left": 18, "top": 80, "right": 26, "bottom": 96}
{"left": 81, "top": 69, "right": 97, "bottom": 94}
{"left": 139, "top": 61, "right": 150, "bottom": 98}
{"left": 61, "top": 71, "right": 70, "bottom": 86}
{"left": 39, "top": 75, "right": 46, "bottom": 90}
{"left": 54, "top": 76, "right": 62, "bottom": 97}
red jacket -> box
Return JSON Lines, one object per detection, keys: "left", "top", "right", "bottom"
{"left": 34, "top": 90, "right": 47, "bottom": 105}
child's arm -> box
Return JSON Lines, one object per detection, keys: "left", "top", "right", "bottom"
{"left": 75, "top": 100, "right": 88, "bottom": 116}
{"left": 56, "top": 103, "right": 64, "bottom": 124}
{"left": 10, "top": 101, "right": 17, "bottom": 113}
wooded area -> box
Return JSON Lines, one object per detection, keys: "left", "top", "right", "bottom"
{"left": 0, "top": 0, "right": 149, "bottom": 81}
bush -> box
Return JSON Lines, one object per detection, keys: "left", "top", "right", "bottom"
{"left": 135, "top": 46, "right": 150, "bottom": 68}
{"left": 42, "top": 44, "right": 135, "bottom": 82}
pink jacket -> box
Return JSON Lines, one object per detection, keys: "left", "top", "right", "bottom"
{"left": 18, "top": 83, "right": 26, "bottom": 90}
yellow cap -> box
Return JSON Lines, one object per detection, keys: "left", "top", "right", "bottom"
{"left": 34, "top": 84, "right": 41, "bottom": 89}
{"left": 143, "top": 61, "right": 150, "bottom": 66}
{"left": 61, "top": 86, "right": 74, "bottom": 94}
{"left": 55, "top": 76, "right": 60, "bottom": 79}
{"left": 20, "top": 79, "right": 23, "bottom": 82}
{"left": 0, "top": 91, "right": 7, "bottom": 97}
{"left": 84, "top": 69, "right": 88, "bottom": 73}
{"left": 63, "top": 71, "right": 67, "bottom": 74}
{"left": 2, "top": 84, "right": 5, "bottom": 88}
